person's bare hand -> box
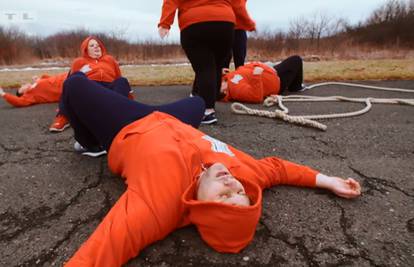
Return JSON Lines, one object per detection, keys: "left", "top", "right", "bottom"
{"left": 329, "top": 177, "right": 361, "bottom": 199}
{"left": 222, "top": 68, "right": 230, "bottom": 75}
{"left": 31, "top": 75, "right": 39, "bottom": 83}
{"left": 0, "top": 87, "right": 5, "bottom": 97}
{"left": 158, "top": 27, "right": 170, "bottom": 39}
{"left": 253, "top": 66, "right": 264, "bottom": 75}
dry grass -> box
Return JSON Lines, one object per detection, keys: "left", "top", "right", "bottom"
{"left": 0, "top": 59, "right": 413, "bottom": 89}
{"left": 305, "top": 59, "right": 414, "bottom": 82}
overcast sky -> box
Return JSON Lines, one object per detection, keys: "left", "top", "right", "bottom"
{"left": 1, "top": 0, "right": 387, "bottom": 42}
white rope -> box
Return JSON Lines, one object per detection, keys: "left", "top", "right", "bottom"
{"left": 231, "top": 82, "right": 414, "bottom": 131}
{"left": 231, "top": 102, "right": 328, "bottom": 131}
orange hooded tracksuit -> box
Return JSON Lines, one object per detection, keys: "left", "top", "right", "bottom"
{"left": 70, "top": 37, "right": 121, "bottom": 83}
{"left": 2, "top": 73, "right": 67, "bottom": 107}
{"left": 65, "top": 112, "right": 318, "bottom": 267}
{"left": 222, "top": 62, "right": 281, "bottom": 103}
{"left": 158, "top": 0, "right": 255, "bottom": 31}
{"left": 235, "top": 0, "right": 254, "bottom": 30}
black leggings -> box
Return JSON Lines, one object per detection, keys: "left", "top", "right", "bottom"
{"left": 58, "top": 77, "right": 130, "bottom": 116}
{"left": 223, "top": 29, "right": 247, "bottom": 69}
{"left": 273, "top": 55, "right": 304, "bottom": 93}
{"left": 181, "top": 21, "right": 234, "bottom": 108}
{"left": 62, "top": 72, "right": 205, "bottom": 151}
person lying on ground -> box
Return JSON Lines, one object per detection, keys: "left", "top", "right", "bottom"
{"left": 62, "top": 72, "right": 362, "bottom": 266}
{"left": 0, "top": 73, "right": 67, "bottom": 107}
{"left": 49, "top": 36, "right": 132, "bottom": 132}
{"left": 219, "top": 55, "right": 306, "bottom": 103}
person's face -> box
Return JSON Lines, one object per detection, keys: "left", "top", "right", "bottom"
{"left": 87, "top": 39, "right": 102, "bottom": 59}
{"left": 197, "top": 163, "right": 250, "bottom": 206}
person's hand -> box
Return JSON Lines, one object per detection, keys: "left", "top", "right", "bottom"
{"left": 253, "top": 66, "right": 264, "bottom": 75}
{"left": 222, "top": 68, "right": 230, "bottom": 75}
{"left": 329, "top": 177, "right": 361, "bottom": 199}
{"left": 31, "top": 75, "right": 39, "bottom": 83}
{"left": 80, "top": 64, "right": 92, "bottom": 73}
{"left": 0, "top": 87, "right": 5, "bottom": 97}
{"left": 158, "top": 27, "right": 170, "bottom": 39}
{"left": 316, "top": 174, "right": 361, "bottom": 199}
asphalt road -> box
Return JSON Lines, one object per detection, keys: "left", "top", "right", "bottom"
{"left": 1, "top": 81, "right": 413, "bottom": 266}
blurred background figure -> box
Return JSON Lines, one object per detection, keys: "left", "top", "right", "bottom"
{"left": 0, "top": 73, "right": 67, "bottom": 107}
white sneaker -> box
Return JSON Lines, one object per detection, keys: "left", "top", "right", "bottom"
{"left": 73, "top": 141, "right": 107, "bottom": 157}
{"left": 74, "top": 141, "right": 87, "bottom": 153}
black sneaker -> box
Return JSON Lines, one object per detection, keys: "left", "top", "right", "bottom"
{"left": 74, "top": 141, "right": 107, "bottom": 158}
{"left": 201, "top": 112, "right": 218, "bottom": 124}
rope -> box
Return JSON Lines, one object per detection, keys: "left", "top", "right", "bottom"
{"left": 231, "top": 82, "right": 414, "bottom": 131}
{"left": 231, "top": 102, "right": 328, "bottom": 131}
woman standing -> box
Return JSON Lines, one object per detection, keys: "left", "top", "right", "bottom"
{"left": 158, "top": 0, "right": 255, "bottom": 124}
{"left": 223, "top": 0, "right": 255, "bottom": 69}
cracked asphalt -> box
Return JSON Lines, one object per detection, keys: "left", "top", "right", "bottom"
{"left": 1, "top": 80, "right": 413, "bottom": 266}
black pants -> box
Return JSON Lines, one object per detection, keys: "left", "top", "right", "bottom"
{"left": 181, "top": 21, "right": 234, "bottom": 109}
{"left": 58, "top": 77, "right": 130, "bottom": 117}
{"left": 223, "top": 29, "right": 247, "bottom": 69}
{"left": 273, "top": 55, "right": 304, "bottom": 93}
{"left": 62, "top": 72, "right": 205, "bottom": 151}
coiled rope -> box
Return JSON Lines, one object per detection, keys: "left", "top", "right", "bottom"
{"left": 231, "top": 82, "right": 414, "bottom": 131}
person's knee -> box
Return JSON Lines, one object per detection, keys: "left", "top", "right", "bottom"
{"left": 291, "top": 55, "right": 303, "bottom": 64}
{"left": 64, "top": 74, "right": 87, "bottom": 90}
{"left": 63, "top": 74, "right": 89, "bottom": 99}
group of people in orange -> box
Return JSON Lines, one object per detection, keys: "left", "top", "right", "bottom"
{"left": 0, "top": 1, "right": 362, "bottom": 266}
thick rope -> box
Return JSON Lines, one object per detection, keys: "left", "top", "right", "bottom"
{"left": 231, "top": 82, "right": 414, "bottom": 131}
{"left": 232, "top": 102, "right": 328, "bottom": 131}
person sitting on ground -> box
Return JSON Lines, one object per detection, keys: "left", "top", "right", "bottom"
{"left": 220, "top": 55, "right": 306, "bottom": 103}
{"left": 62, "top": 71, "right": 362, "bottom": 266}
{"left": 0, "top": 72, "right": 67, "bottom": 107}
{"left": 49, "top": 36, "right": 130, "bottom": 132}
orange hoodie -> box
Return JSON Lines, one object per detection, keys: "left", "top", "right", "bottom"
{"left": 222, "top": 62, "right": 281, "bottom": 103}
{"left": 65, "top": 112, "right": 317, "bottom": 267}
{"left": 158, "top": 0, "right": 255, "bottom": 31}
{"left": 235, "top": 0, "right": 254, "bottom": 30}
{"left": 2, "top": 72, "right": 67, "bottom": 107}
{"left": 70, "top": 36, "right": 121, "bottom": 83}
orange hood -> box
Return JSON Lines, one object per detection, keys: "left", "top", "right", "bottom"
{"left": 182, "top": 176, "right": 262, "bottom": 253}
{"left": 80, "top": 36, "right": 107, "bottom": 59}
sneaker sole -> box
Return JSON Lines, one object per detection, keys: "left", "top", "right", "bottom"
{"left": 201, "top": 118, "right": 218, "bottom": 125}
{"left": 49, "top": 124, "right": 70, "bottom": 132}
{"left": 81, "top": 150, "right": 107, "bottom": 157}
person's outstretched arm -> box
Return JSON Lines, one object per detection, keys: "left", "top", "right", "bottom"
{"left": 0, "top": 87, "right": 37, "bottom": 107}
{"left": 65, "top": 190, "right": 166, "bottom": 267}
{"left": 231, "top": 149, "right": 361, "bottom": 199}
{"left": 256, "top": 157, "right": 361, "bottom": 198}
